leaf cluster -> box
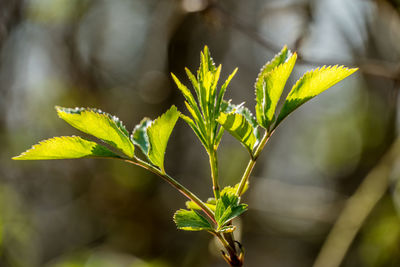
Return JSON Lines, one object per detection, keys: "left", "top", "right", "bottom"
{"left": 172, "top": 46, "right": 238, "bottom": 152}
{"left": 13, "top": 45, "right": 357, "bottom": 267}
{"left": 14, "top": 105, "right": 180, "bottom": 175}
{"left": 174, "top": 185, "right": 247, "bottom": 233}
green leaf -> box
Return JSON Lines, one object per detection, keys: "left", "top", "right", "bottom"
{"left": 131, "top": 118, "right": 152, "bottom": 155}
{"left": 180, "top": 113, "right": 208, "bottom": 149}
{"left": 183, "top": 101, "right": 207, "bottom": 138}
{"left": 196, "top": 46, "right": 219, "bottom": 121}
{"left": 221, "top": 185, "right": 238, "bottom": 196}
{"left": 208, "top": 65, "right": 222, "bottom": 121}
{"left": 236, "top": 105, "right": 261, "bottom": 143}
{"left": 171, "top": 73, "right": 199, "bottom": 112}
{"left": 217, "top": 225, "right": 236, "bottom": 233}
{"left": 198, "top": 46, "right": 216, "bottom": 81}
{"left": 233, "top": 182, "right": 249, "bottom": 195}
{"left": 276, "top": 65, "right": 358, "bottom": 127}
{"left": 213, "top": 68, "right": 238, "bottom": 142}
{"left": 217, "top": 112, "right": 257, "bottom": 154}
{"left": 216, "top": 102, "right": 261, "bottom": 150}
{"left": 220, "top": 100, "right": 236, "bottom": 113}
{"left": 185, "top": 200, "right": 216, "bottom": 212}
{"left": 171, "top": 72, "right": 207, "bottom": 142}
{"left": 220, "top": 183, "right": 249, "bottom": 197}
{"left": 255, "top": 46, "right": 291, "bottom": 90}
{"left": 255, "top": 49, "right": 297, "bottom": 129}
{"left": 12, "top": 136, "right": 118, "bottom": 160}
{"left": 185, "top": 67, "right": 200, "bottom": 98}
{"left": 147, "top": 106, "right": 180, "bottom": 172}
{"left": 218, "top": 204, "right": 247, "bottom": 228}
{"left": 173, "top": 209, "right": 213, "bottom": 231}
{"left": 215, "top": 68, "right": 238, "bottom": 116}
{"left": 214, "top": 190, "right": 247, "bottom": 229}
{"left": 56, "top": 107, "right": 135, "bottom": 158}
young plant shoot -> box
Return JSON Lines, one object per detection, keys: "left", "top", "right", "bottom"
{"left": 13, "top": 46, "right": 357, "bottom": 267}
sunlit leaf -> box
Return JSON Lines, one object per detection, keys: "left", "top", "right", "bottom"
{"left": 183, "top": 101, "right": 207, "bottom": 137}
{"left": 196, "top": 46, "right": 216, "bottom": 119}
{"left": 218, "top": 204, "right": 247, "bottom": 228}
{"left": 216, "top": 102, "right": 260, "bottom": 151}
{"left": 147, "top": 106, "right": 180, "bottom": 172}
{"left": 131, "top": 118, "right": 152, "bottom": 155}
{"left": 255, "top": 46, "right": 291, "bottom": 91}
{"left": 220, "top": 183, "right": 248, "bottom": 196}
{"left": 217, "top": 225, "right": 236, "bottom": 233}
{"left": 215, "top": 68, "right": 238, "bottom": 115}
{"left": 13, "top": 136, "right": 118, "bottom": 160}
{"left": 171, "top": 73, "right": 198, "bottom": 112}
{"left": 173, "top": 209, "right": 213, "bottom": 231}
{"left": 215, "top": 191, "right": 247, "bottom": 229}
{"left": 255, "top": 47, "right": 297, "bottom": 129}
{"left": 209, "top": 65, "right": 221, "bottom": 115}
{"left": 172, "top": 70, "right": 207, "bottom": 145}
{"left": 276, "top": 65, "right": 358, "bottom": 127}
{"left": 185, "top": 200, "right": 216, "bottom": 212}
{"left": 180, "top": 113, "right": 207, "bottom": 149}
{"left": 56, "top": 107, "right": 135, "bottom": 158}
{"left": 198, "top": 45, "right": 216, "bottom": 81}
{"left": 185, "top": 67, "right": 200, "bottom": 98}
{"left": 217, "top": 112, "right": 257, "bottom": 154}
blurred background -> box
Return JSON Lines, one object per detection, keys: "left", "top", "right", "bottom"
{"left": 1, "top": 0, "right": 400, "bottom": 266}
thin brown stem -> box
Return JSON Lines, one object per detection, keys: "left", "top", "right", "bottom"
{"left": 212, "top": 232, "right": 243, "bottom": 267}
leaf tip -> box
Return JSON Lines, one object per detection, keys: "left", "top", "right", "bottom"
{"left": 168, "top": 105, "right": 180, "bottom": 115}
{"left": 11, "top": 155, "right": 22, "bottom": 160}
{"left": 349, "top": 67, "right": 359, "bottom": 73}
{"left": 55, "top": 105, "right": 63, "bottom": 115}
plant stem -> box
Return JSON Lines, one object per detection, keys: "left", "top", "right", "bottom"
{"left": 209, "top": 149, "right": 221, "bottom": 199}
{"left": 212, "top": 232, "right": 243, "bottom": 267}
{"left": 122, "top": 157, "right": 216, "bottom": 224}
{"left": 236, "top": 130, "right": 273, "bottom": 197}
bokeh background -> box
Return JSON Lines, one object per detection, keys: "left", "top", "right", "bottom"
{"left": 1, "top": 0, "right": 400, "bottom": 266}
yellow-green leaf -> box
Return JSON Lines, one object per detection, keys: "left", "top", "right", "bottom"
{"left": 276, "top": 65, "right": 358, "bottom": 127}
{"left": 173, "top": 209, "right": 213, "bottom": 232}
{"left": 185, "top": 67, "right": 200, "bottom": 98}
{"left": 56, "top": 107, "right": 135, "bottom": 158}
{"left": 147, "top": 106, "right": 180, "bottom": 172}
{"left": 131, "top": 118, "right": 152, "bottom": 155}
{"left": 215, "top": 68, "right": 238, "bottom": 115}
{"left": 12, "top": 136, "right": 118, "bottom": 160}
{"left": 171, "top": 73, "right": 198, "bottom": 111}
{"left": 185, "top": 200, "right": 216, "bottom": 212}
{"left": 255, "top": 47, "right": 297, "bottom": 129}
{"left": 217, "top": 112, "right": 257, "bottom": 154}
{"left": 180, "top": 113, "right": 207, "bottom": 150}
{"left": 214, "top": 191, "right": 247, "bottom": 229}
{"left": 259, "top": 53, "right": 297, "bottom": 128}
{"left": 255, "top": 46, "right": 291, "bottom": 91}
